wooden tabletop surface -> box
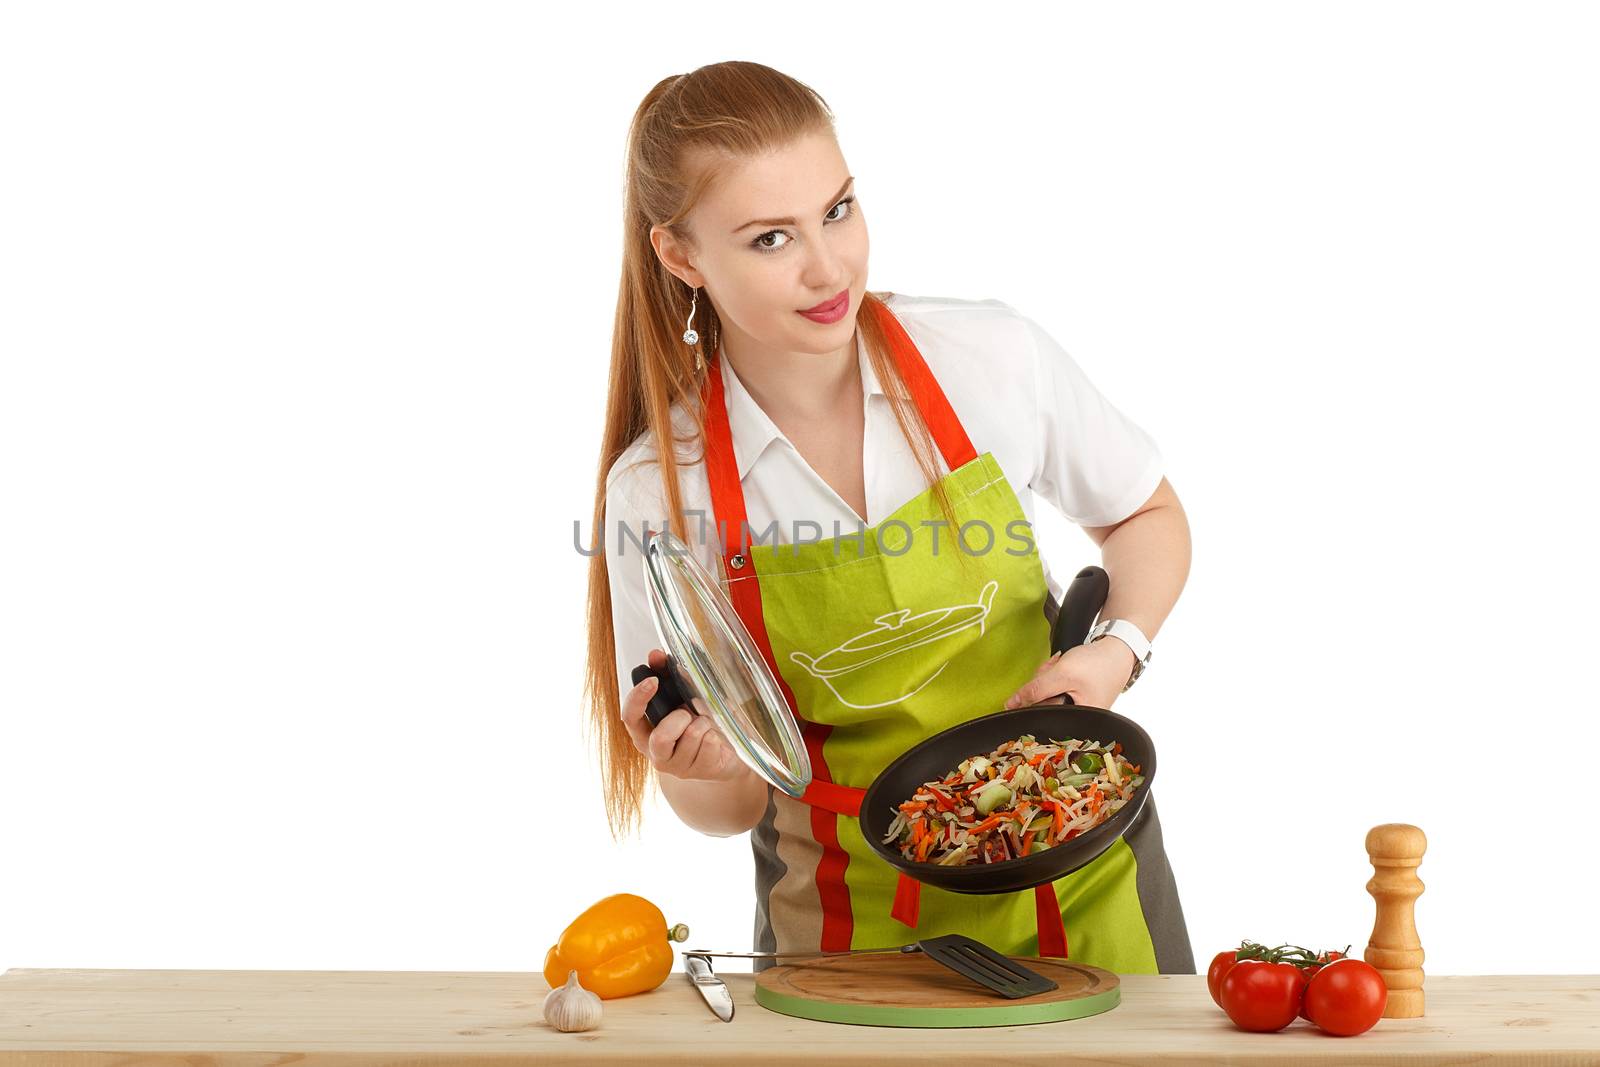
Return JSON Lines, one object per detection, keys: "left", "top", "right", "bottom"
{"left": 2, "top": 967, "right": 1598, "bottom": 1064}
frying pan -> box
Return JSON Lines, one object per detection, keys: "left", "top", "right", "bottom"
{"left": 857, "top": 565, "right": 1159, "bottom": 895}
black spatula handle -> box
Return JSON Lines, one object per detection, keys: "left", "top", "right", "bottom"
{"left": 1045, "top": 565, "right": 1111, "bottom": 706}
{"left": 631, "top": 659, "right": 695, "bottom": 726}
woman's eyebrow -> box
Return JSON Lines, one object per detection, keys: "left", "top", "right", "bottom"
{"left": 733, "top": 176, "right": 854, "bottom": 233}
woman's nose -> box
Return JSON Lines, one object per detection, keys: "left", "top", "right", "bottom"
{"left": 801, "top": 242, "right": 846, "bottom": 291}
{"left": 802, "top": 263, "right": 846, "bottom": 294}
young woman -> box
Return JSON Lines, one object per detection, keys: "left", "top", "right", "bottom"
{"left": 583, "top": 61, "right": 1196, "bottom": 974}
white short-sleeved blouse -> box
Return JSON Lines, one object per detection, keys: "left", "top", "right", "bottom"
{"left": 600, "top": 292, "right": 1165, "bottom": 705}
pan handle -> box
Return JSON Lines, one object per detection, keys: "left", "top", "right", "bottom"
{"left": 1044, "top": 566, "right": 1111, "bottom": 706}
{"left": 631, "top": 659, "right": 695, "bottom": 726}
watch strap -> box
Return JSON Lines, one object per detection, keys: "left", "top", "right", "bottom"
{"left": 1087, "top": 618, "right": 1153, "bottom": 691}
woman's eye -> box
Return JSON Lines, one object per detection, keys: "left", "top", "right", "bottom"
{"left": 751, "top": 195, "right": 856, "bottom": 255}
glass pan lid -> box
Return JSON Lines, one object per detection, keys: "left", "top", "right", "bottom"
{"left": 642, "top": 529, "right": 812, "bottom": 798}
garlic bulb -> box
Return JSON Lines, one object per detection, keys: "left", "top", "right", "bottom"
{"left": 543, "top": 970, "right": 602, "bottom": 1032}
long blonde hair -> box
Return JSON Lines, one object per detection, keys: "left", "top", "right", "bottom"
{"left": 585, "top": 60, "right": 967, "bottom": 839}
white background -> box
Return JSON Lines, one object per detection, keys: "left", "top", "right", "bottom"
{"left": 3, "top": 2, "right": 1598, "bottom": 980}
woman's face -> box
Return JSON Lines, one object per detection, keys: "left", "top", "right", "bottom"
{"left": 652, "top": 131, "right": 869, "bottom": 358}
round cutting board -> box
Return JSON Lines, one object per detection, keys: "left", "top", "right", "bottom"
{"left": 753, "top": 953, "right": 1119, "bottom": 1028}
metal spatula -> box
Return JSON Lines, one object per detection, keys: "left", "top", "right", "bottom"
{"left": 916, "top": 934, "right": 1060, "bottom": 999}
{"left": 684, "top": 933, "right": 1059, "bottom": 1000}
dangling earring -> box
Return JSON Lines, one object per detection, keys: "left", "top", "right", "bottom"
{"left": 682, "top": 287, "right": 705, "bottom": 372}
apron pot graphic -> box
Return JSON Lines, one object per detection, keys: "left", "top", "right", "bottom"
{"left": 788, "top": 579, "right": 999, "bottom": 709}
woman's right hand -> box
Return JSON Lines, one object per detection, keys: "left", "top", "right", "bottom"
{"left": 621, "top": 648, "right": 748, "bottom": 783}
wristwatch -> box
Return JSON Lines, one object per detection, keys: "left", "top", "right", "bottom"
{"left": 1085, "top": 618, "right": 1153, "bottom": 692}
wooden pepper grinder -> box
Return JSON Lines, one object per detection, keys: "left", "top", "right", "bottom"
{"left": 1364, "top": 823, "right": 1427, "bottom": 1018}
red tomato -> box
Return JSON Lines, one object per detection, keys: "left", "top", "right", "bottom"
{"left": 1219, "top": 960, "right": 1308, "bottom": 1032}
{"left": 1298, "top": 949, "right": 1348, "bottom": 1020}
{"left": 1206, "top": 950, "right": 1240, "bottom": 1007}
{"left": 1304, "top": 958, "right": 1387, "bottom": 1036}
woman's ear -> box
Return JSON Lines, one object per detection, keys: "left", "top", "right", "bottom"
{"left": 648, "top": 224, "right": 705, "bottom": 290}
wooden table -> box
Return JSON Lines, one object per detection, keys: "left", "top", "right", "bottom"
{"left": 2, "top": 967, "right": 1598, "bottom": 1064}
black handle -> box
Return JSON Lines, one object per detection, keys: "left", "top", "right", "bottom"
{"left": 631, "top": 659, "right": 694, "bottom": 727}
{"left": 1044, "top": 565, "right": 1110, "bottom": 706}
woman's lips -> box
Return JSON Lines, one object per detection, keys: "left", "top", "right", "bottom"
{"left": 798, "top": 288, "right": 850, "bottom": 323}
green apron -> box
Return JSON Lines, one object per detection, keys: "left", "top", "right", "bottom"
{"left": 701, "top": 297, "right": 1194, "bottom": 973}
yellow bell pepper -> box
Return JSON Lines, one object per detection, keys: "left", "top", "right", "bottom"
{"left": 543, "top": 893, "right": 689, "bottom": 999}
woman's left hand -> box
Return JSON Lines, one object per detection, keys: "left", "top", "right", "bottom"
{"left": 1002, "top": 638, "right": 1136, "bottom": 711}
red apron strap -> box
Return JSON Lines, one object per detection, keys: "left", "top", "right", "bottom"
{"left": 891, "top": 873, "right": 922, "bottom": 928}
{"left": 801, "top": 778, "right": 864, "bottom": 817}
{"left": 868, "top": 298, "right": 979, "bottom": 472}
{"left": 700, "top": 349, "right": 758, "bottom": 613}
{"left": 1034, "top": 884, "right": 1070, "bottom": 958}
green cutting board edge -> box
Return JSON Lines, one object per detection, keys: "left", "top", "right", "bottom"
{"left": 752, "top": 953, "right": 1121, "bottom": 1028}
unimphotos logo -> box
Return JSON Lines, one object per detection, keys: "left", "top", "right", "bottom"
{"left": 572, "top": 510, "right": 1035, "bottom": 559}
